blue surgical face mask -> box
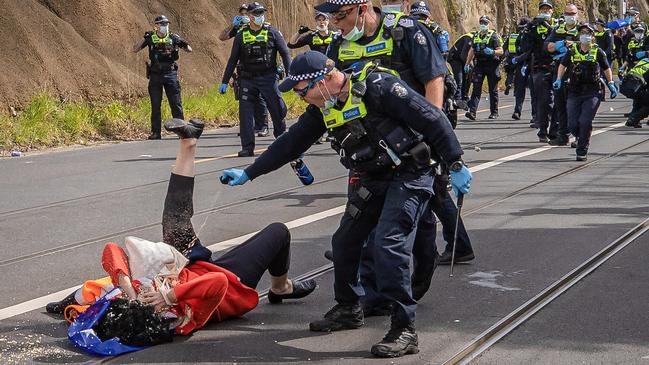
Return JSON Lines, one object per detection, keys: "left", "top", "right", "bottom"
{"left": 479, "top": 24, "right": 489, "bottom": 32}
{"left": 159, "top": 25, "right": 169, "bottom": 34}
{"left": 564, "top": 15, "right": 576, "bottom": 25}
{"left": 382, "top": 5, "right": 402, "bottom": 13}
{"left": 537, "top": 12, "right": 552, "bottom": 21}
{"left": 635, "top": 32, "right": 644, "bottom": 40}
{"left": 241, "top": 16, "right": 250, "bottom": 24}
{"left": 253, "top": 15, "right": 265, "bottom": 25}
{"left": 343, "top": 7, "right": 365, "bottom": 41}
{"left": 579, "top": 34, "right": 592, "bottom": 44}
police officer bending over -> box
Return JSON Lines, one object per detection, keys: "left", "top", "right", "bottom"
{"left": 553, "top": 23, "right": 617, "bottom": 161}
{"left": 465, "top": 15, "right": 504, "bottom": 120}
{"left": 288, "top": 12, "right": 335, "bottom": 54}
{"left": 220, "top": 2, "right": 292, "bottom": 157}
{"left": 134, "top": 15, "right": 192, "bottom": 140}
{"left": 620, "top": 58, "right": 649, "bottom": 128}
{"left": 220, "top": 51, "right": 471, "bottom": 358}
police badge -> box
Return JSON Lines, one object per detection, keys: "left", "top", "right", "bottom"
{"left": 415, "top": 31, "right": 427, "bottom": 45}
{"left": 390, "top": 83, "right": 408, "bottom": 98}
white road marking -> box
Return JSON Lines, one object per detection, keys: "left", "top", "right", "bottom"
{"left": 0, "top": 121, "right": 628, "bottom": 322}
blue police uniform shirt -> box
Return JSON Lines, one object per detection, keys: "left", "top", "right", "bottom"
{"left": 244, "top": 72, "right": 463, "bottom": 180}
{"left": 221, "top": 25, "right": 292, "bottom": 84}
{"left": 325, "top": 8, "right": 447, "bottom": 93}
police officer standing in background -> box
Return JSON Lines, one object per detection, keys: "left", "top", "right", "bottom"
{"left": 409, "top": 1, "right": 450, "bottom": 59}
{"left": 464, "top": 15, "right": 504, "bottom": 121}
{"left": 133, "top": 15, "right": 192, "bottom": 140}
{"left": 220, "top": 50, "right": 471, "bottom": 358}
{"left": 553, "top": 23, "right": 617, "bottom": 161}
{"left": 506, "top": 18, "right": 534, "bottom": 120}
{"left": 219, "top": 3, "right": 271, "bottom": 138}
{"left": 545, "top": 3, "right": 579, "bottom": 146}
{"left": 288, "top": 12, "right": 335, "bottom": 54}
{"left": 220, "top": 2, "right": 292, "bottom": 157}
{"left": 448, "top": 31, "right": 476, "bottom": 109}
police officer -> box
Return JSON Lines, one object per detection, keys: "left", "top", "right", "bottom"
{"left": 448, "top": 31, "right": 476, "bottom": 109}
{"left": 621, "top": 57, "right": 649, "bottom": 128}
{"left": 544, "top": 3, "right": 579, "bottom": 146}
{"left": 316, "top": 0, "right": 456, "bottom": 305}
{"left": 464, "top": 15, "right": 504, "bottom": 120}
{"left": 220, "top": 2, "right": 292, "bottom": 157}
{"left": 594, "top": 18, "right": 614, "bottom": 63}
{"left": 288, "top": 12, "right": 335, "bottom": 54}
{"left": 553, "top": 23, "right": 617, "bottom": 161}
{"left": 219, "top": 4, "right": 270, "bottom": 137}
{"left": 409, "top": 1, "right": 450, "bottom": 59}
{"left": 133, "top": 15, "right": 192, "bottom": 140}
{"left": 220, "top": 51, "right": 471, "bottom": 358}
{"left": 621, "top": 23, "right": 648, "bottom": 73}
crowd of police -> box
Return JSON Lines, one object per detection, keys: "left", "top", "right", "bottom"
{"left": 130, "top": 0, "right": 648, "bottom": 359}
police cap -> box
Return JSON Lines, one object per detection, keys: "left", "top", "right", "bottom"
{"left": 594, "top": 18, "right": 606, "bottom": 26}
{"left": 314, "top": 0, "right": 368, "bottom": 14}
{"left": 410, "top": 1, "right": 431, "bottom": 17}
{"left": 632, "top": 22, "right": 647, "bottom": 32}
{"left": 279, "top": 51, "right": 334, "bottom": 93}
{"left": 538, "top": 0, "right": 553, "bottom": 10}
{"left": 577, "top": 22, "right": 594, "bottom": 34}
{"left": 154, "top": 15, "right": 170, "bottom": 24}
{"left": 315, "top": 11, "right": 330, "bottom": 20}
{"left": 479, "top": 15, "right": 491, "bottom": 24}
{"left": 627, "top": 7, "right": 640, "bottom": 16}
{"left": 247, "top": 2, "right": 267, "bottom": 15}
{"left": 239, "top": 3, "right": 249, "bottom": 12}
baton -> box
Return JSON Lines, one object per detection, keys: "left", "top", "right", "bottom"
{"left": 450, "top": 192, "right": 465, "bottom": 277}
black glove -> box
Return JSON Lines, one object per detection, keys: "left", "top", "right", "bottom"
{"left": 298, "top": 26, "right": 311, "bottom": 34}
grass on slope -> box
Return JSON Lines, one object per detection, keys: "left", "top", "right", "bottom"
{"left": 0, "top": 86, "right": 306, "bottom": 155}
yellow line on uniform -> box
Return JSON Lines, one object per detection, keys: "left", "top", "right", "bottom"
{"left": 194, "top": 147, "right": 268, "bottom": 165}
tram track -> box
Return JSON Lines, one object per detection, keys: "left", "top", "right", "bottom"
{"left": 87, "top": 135, "right": 649, "bottom": 365}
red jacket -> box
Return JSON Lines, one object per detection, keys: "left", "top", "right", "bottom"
{"left": 102, "top": 243, "right": 259, "bottom": 335}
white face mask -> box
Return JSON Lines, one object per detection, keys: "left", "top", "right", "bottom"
{"left": 241, "top": 16, "right": 250, "bottom": 24}
{"left": 382, "top": 5, "right": 402, "bottom": 13}
{"left": 579, "top": 34, "right": 592, "bottom": 44}
{"left": 317, "top": 82, "right": 337, "bottom": 110}
{"left": 253, "top": 15, "right": 265, "bottom": 25}
{"left": 317, "top": 24, "right": 328, "bottom": 32}
{"left": 564, "top": 15, "right": 576, "bottom": 25}
{"left": 635, "top": 32, "right": 644, "bottom": 40}
{"left": 537, "top": 12, "right": 552, "bottom": 21}
{"left": 343, "top": 7, "right": 366, "bottom": 41}
{"left": 159, "top": 25, "right": 169, "bottom": 34}
{"left": 479, "top": 24, "right": 489, "bottom": 32}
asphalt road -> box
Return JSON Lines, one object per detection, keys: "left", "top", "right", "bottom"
{"left": 0, "top": 95, "right": 647, "bottom": 365}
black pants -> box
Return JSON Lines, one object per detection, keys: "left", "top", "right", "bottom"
{"left": 532, "top": 68, "right": 554, "bottom": 138}
{"left": 149, "top": 71, "right": 184, "bottom": 135}
{"left": 449, "top": 59, "right": 470, "bottom": 101}
{"left": 628, "top": 89, "right": 649, "bottom": 123}
{"left": 469, "top": 62, "right": 500, "bottom": 115}
{"left": 239, "top": 74, "right": 287, "bottom": 152}
{"left": 567, "top": 90, "right": 601, "bottom": 156}
{"left": 162, "top": 173, "right": 290, "bottom": 288}
{"left": 513, "top": 63, "right": 532, "bottom": 116}
{"left": 549, "top": 78, "right": 569, "bottom": 141}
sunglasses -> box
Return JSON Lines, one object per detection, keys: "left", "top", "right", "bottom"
{"left": 294, "top": 75, "right": 325, "bottom": 97}
{"left": 330, "top": 6, "right": 358, "bottom": 21}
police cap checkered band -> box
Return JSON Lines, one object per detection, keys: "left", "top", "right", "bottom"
{"left": 410, "top": 1, "right": 430, "bottom": 16}
{"left": 279, "top": 51, "right": 334, "bottom": 93}
{"left": 314, "top": 0, "right": 367, "bottom": 14}
{"left": 538, "top": 0, "right": 553, "bottom": 9}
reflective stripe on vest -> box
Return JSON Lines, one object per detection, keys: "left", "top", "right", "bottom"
{"left": 554, "top": 23, "right": 578, "bottom": 37}
{"left": 242, "top": 28, "right": 269, "bottom": 44}
{"left": 312, "top": 32, "right": 334, "bottom": 46}
{"left": 630, "top": 59, "right": 649, "bottom": 78}
{"left": 570, "top": 43, "right": 598, "bottom": 63}
{"left": 508, "top": 33, "right": 519, "bottom": 54}
{"left": 338, "top": 13, "right": 403, "bottom": 63}
{"left": 320, "top": 62, "right": 398, "bottom": 129}
{"left": 473, "top": 30, "right": 496, "bottom": 46}
{"left": 151, "top": 32, "right": 173, "bottom": 45}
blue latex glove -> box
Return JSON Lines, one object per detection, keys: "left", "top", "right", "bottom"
{"left": 220, "top": 169, "right": 249, "bottom": 186}
{"left": 464, "top": 64, "right": 473, "bottom": 73}
{"left": 554, "top": 40, "right": 565, "bottom": 50}
{"left": 233, "top": 15, "right": 243, "bottom": 26}
{"left": 483, "top": 47, "right": 494, "bottom": 56}
{"left": 521, "top": 65, "right": 528, "bottom": 77}
{"left": 636, "top": 51, "right": 647, "bottom": 59}
{"left": 511, "top": 57, "right": 518, "bottom": 65}
{"left": 219, "top": 83, "right": 228, "bottom": 94}
{"left": 608, "top": 81, "right": 618, "bottom": 99}
{"left": 450, "top": 166, "right": 472, "bottom": 197}
{"left": 553, "top": 79, "right": 562, "bottom": 90}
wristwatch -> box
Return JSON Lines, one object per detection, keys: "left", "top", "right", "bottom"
{"left": 449, "top": 160, "right": 465, "bottom": 172}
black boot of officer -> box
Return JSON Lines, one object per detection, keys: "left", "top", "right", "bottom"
{"left": 133, "top": 15, "right": 192, "bottom": 140}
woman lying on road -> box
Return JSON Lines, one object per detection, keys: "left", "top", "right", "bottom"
{"left": 46, "top": 119, "right": 317, "bottom": 336}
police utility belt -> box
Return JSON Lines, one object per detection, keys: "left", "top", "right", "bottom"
{"left": 321, "top": 62, "right": 432, "bottom": 175}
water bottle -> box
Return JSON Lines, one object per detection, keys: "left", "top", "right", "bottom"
{"left": 290, "top": 158, "right": 314, "bottom": 185}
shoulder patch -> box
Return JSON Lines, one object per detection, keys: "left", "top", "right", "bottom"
{"left": 398, "top": 18, "right": 414, "bottom": 28}
{"left": 384, "top": 13, "right": 397, "bottom": 28}
{"left": 414, "top": 31, "right": 427, "bottom": 45}
{"left": 390, "top": 82, "right": 408, "bottom": 98}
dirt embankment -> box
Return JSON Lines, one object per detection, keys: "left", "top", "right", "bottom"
{"left": 0, "top": 0, "right": 636, "bottom": 108}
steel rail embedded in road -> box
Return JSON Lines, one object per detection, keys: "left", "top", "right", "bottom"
{"left": 441, "top": 217, "right": 649, "bottom": 365}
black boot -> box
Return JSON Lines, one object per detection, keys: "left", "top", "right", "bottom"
{"left": 309, "top": 303, "right": 364, "bottom": 332}
{"left": 164, "top": 118, "right": 205, "bottom": 139}
{"left": 371, "top": 323, "right": 419, "bottom": 358}
{"left": 465, "top": 112, "right": 476, "bottom": 121}
{"left": 438, "top": 250, "right": 475, "bottom": 265}
{"left": 267, "top": 279, "right": 317, "bottom": 304}
{"left": 511, "top": 112, "right": 521, "bottom": 120}
{"left": 46, "top": 290, "right": 78, "bottom": 314}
